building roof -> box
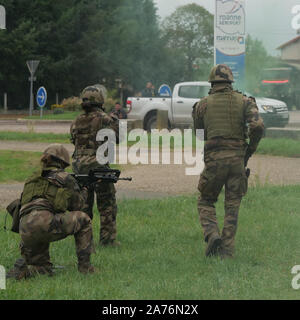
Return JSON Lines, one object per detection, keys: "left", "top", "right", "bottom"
{"left": 277, "top": 35, "right": 300, "bottom": 49}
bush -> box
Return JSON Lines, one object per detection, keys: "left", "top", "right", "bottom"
{"left": 53, "top": 108, "right": 65, "bottom": 114}
{"left": 61, "top": 96, "right": 82, "bottom": 111}
{"left": 51, "top": 104, "right": 64, "bottom": 110}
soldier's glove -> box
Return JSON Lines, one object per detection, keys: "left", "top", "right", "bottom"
{"left": 245, "top": 168, "right": 250, "bottom": 178}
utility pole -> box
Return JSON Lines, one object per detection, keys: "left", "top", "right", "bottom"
{"left": 4, "top": 93, "right": 7, "bottom": 113}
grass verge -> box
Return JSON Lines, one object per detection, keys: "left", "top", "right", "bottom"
{"left": 256, "top": 138, "right": 300, "bottom": 158}
{"left": 0, "top": 132, "right": 69, "bottom": 144}
{"left": 0, "top": 150, "right": 42, "bottom": 183}
{"left": 0, "top": 150, "right": 120, "bottom": 183}
{"left": 25, "top": 111, "right": 80, "bottom": 120}
{"left": 0, "top": 185, "right": 300, "bottom": 299}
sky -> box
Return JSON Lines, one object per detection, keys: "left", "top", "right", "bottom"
{"left": 153, "top": 0, "right": 300, "bottom": 56}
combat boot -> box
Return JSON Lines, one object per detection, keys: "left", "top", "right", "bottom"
{"left": 205, "top": 233, "right": 222, "bottom": 257}
{"left": 78, "top": 262, "right": 96, "bottom": 274}
{"left": 6, "top": 258, "right": 31, "bottom": 280}
{"left": 77, "top": 251, "right": 96, "bottom": 274}
{"left": 219, "top": 248, "right": 234, "bottom": 260}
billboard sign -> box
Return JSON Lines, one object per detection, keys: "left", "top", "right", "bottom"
{"left": 0, "top": 5, "right": 5, "bottom": 29}
{"left": 215, "top": 0, "right": 246, "bottom": 88}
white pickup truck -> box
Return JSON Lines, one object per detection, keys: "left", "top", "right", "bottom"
{"left": 126, "top": 81, "right": 289, "bottom": 131}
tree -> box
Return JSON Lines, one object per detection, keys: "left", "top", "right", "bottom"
{"left": 107, "top": 0, "right": 164, "bottom": 92}
{"left": 0, "top": 0, "right": 165, "bottom": 108}
{"left": 161, "top": 3, "right": 214, "bottom": 82}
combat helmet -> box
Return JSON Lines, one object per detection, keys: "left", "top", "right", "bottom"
{"left": 208, "top": 64, "right": 234, "bottom": 83}
{"left": 43, "top": 143, "right": 70, "bottom": 166}
{"left": 80, "top": 84, "right": 107, "bottom": 105}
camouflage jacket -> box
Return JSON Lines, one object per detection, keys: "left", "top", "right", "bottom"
{"left": 20, "top": 167, "right": 87, "bottom": 217}
{"left": 192, "top": 83, "right": 264, "bottom": 162}
{"left": 70, "top": 108, "right": 119, "bottom": 173}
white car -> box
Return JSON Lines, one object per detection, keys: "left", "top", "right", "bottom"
{"left": 126, "top": 82, "right": 289, "bottom": 130}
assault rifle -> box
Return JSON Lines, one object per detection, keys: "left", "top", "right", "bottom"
{"left": 71, "top": 168, "right": 132, "bottom": 187}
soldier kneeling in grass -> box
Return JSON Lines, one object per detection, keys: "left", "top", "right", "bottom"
{"left": 6, "top": 144, "right": 95, "bottom": 279}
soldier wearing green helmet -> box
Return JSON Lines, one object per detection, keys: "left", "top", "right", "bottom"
{"left": 71, "top": 85, "right": 120, "bottom": 247}
{"left": 192, "top": 64, "right": 265, "bottom": 259}
{"left": 6, "top": 144, "right": 95, "bottom": 279}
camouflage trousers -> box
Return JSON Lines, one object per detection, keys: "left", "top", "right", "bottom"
{"left": 19, "top": 209, "right": 94, "bottom": 267}
{"left": 83, "top": 181, "right": 118, "bottom": 245}
{"left": 197, "top": 157, "right": 248, "bottom": 256}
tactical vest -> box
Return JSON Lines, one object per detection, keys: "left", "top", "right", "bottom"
{"left": 21, "top": 169, "right": 72, "bottom": 213}
{"left": 72, "top": 112, "right": 102, "bottom": 157}
{"left": 204, "top": 91, "right": 246, "bottom": 140}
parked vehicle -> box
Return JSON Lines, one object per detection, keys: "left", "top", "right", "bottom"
{"left": 260, "top": 67, "right": 300, "bottom": 110}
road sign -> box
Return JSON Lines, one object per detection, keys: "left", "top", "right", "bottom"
{"left": 0, "top": 5, "right": 5, "bottom": 30}
{"left": 36, "top": 87, "right": 47, "bottom": 108}
{"left": 27, "top": 60, "right": 40, "bottom": 75}
{"left": 158, "top": 84, "right": 172, "bottom": 97}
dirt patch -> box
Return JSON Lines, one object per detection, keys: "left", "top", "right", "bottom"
{"left": 117, "top": 154, "right": 300, "bottom": 195}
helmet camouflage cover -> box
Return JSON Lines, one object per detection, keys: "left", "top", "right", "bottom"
{"left": 80, "top": 85, "right": 107, "bottom": 105}
{"left": 43, "top": 143, "right": 70, "bottom": 166}
{"left": 208, "top": 64, "right": 234, "bottom": 83}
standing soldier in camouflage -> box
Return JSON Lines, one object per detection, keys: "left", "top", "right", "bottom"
{"left": 71, "top": 85, "right": 120, "bottom": 247}
{"left": 192, "top": 64, "right": 264, "bottom": 259}
{"left": 7, "top": 144, "right": 95, "bottom": 280}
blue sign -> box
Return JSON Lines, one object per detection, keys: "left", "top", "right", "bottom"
{"left": 216, "top": 49, "right": 245, "bottom": 89}
{"left": 158, "top": 84, "right": 172, "bottom": 97}
{"left": 36, "top": 87, "right": 47, "bottom": 108}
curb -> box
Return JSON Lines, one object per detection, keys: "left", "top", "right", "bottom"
{"left": 266, "top": 127, "right": 300, "bottom": 140}
{"left": 16, "top": 118, "right": 73, "bottom": 125}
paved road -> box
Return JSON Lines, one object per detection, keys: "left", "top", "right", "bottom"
{"left": 288, "top": 111, "right": 300, "bottom": 124}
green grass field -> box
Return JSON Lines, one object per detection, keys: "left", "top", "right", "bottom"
{"left": 0, "top": 132, "right": 69, "bottom": 144}
{"left": 256, "top": 138, "right": 300, "bottom": 158}
{"left": 0, "top": 150, "right": 42, "bottom": 183}
{"left": 0, "top": 150, "right": 120, "bottom": 183}
{"left": 0, "top": 185, "right": 300, "bottom": 300}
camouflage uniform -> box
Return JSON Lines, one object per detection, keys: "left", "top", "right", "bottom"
{"left": 192, "top": 64, "right": 264, "bottom": 258}
{"left": 70, "top": 85, "right": 120, "bottom": 246}
{"left": 7, "top": 144, "right": 95, "bottom": 279}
